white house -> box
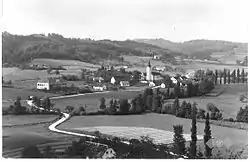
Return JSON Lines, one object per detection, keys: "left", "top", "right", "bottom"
{"left": 120, "top": 81, "right": 130, "bottom": 87}
{"left": 37, "top": 79, "right": 52, "bottom": 90}
{"left": 102, "top": 148, "right": 116, "bottom": 159}
{"left": 153, "top": 55, "right": 161, "bottom": 60}
{"left": 93, "top": 85, "right": 107, "bottom": 91}
{"left": 170, "top": 77, "right": 178, "bottom": 84}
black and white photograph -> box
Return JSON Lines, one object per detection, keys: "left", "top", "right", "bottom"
{"left": 1, "top": 0, "right": 248, "bottom": 159}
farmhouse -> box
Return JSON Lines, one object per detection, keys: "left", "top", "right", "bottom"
{"left": 93, "top": 84, "right": 107, "bottom": 91}
{"left": 37, "top": 78, "right": 65, "bottom": 90}
{"left": 110, "top": 74, "right": 131, "bottom": 87}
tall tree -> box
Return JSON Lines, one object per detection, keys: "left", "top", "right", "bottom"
{"left": 190, "top": 103, "right": 197, "bottom": 158}
{"left": 119, "top": 99, "right": 130, "bottom": 114}
{"left": 227, "top": 70, "right": 231, "bottom": 84}
{"left": 241, "top": 68, "right": 245, "bottom": 83}
{"left": 99, "top": 97, "right": 106, "bottom": 109}
{"left": 232, "top": 70, "right": 236, "bottom": 84}
{"left": 237, "top": 68, "right": 240, "bottom": 83}
{"left": 223, "top": 68, "right": 227, "bottom": 84}
{"left": 173, "top": 125, "right": 186, "bottom": 155}
{"left": 174, "top": 97, "right": 180, "bottom": 116}
{"left": 215, "top": 70, "right": 218, "bottom": 85}
{"left": 204, "top": 113, "right": 212, "bottom": 158}
{"left": 219, "top": 71, "right": 222, "bottom": 85}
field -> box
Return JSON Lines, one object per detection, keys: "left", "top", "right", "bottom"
{"left": 2, "top": 115, "right": 57, "bottom": 127}
{"left": 52, "top": 90, "right": 141, "bottom": 112}
{"left": 167, "top": 84, "right": 248, "bottom": 119}
{"left": 2, "top": 87, "right": 58, "bottom": 101}
{"left": 59, "top": 113, "right": 247, "bottom": 149}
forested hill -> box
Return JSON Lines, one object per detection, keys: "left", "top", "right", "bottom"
{"left": 134, "top": 38, "right": 248, "bottom": 59}
{"left": 2, "top": 32, "right": 183, "bottom": 65}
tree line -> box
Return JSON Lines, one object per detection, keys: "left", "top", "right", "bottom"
{"left": 214, "top": 68, "right": 247, "bottom": 85}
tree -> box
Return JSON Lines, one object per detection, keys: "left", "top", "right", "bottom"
{"left": 197, "top": 108, "right": 206, "bottom": 119}
{"left": 47, "top": 66, "right": 52, "bottom": 74}
{"left": 135, "top": 94, "right": 144, "bottom": 113}
{"left": 21, "top": 145, "right": 42, "bottom": 158}
{"left": 152, "top": 93, "right": 161, "bottom": 113}
{"left": 232, "top": 70, "right": 236, "bottom": 84}
{"left": 187, "top": 83, "right": 193, "bottom": 97}
{"left": 13, "top": 96, "right": 26, "bottom": 115}
{"left": 173, "top": 125, "right": 186, "bottom": 155}
{"left": 204, "top": 113, "right": 212, "bottom": 158}
{"left": 190, "top": 103, "right": 197, "bottom": 158}
{"left": 146, "top": 95, "right": 153, "bottom": 111}
{"left": 219, "top": 71, "right": 222, "bottom": 84}
{"left": 185, "top": 102, "right": 192, "bottom": 119}
{"left": 223, "top": 68, "right": 227, "bottom": 84}
{"left": 99, "top": 97, "right": 106, "bottom": 110}
{"left": 215, "top": 70, "right": 218, "bottom": 84}
{"left": 236, "top": 105, "right": 248, "bottom": 123}
{"left": 173, "top": 97, "right": 180, "bottom": 116}
{"left": 241, "top": 68, "right": 245, "bottom": 83}
{"left": 55, "top": 69, "right": 60, "bottom": 75}
{"left": 42, "top": 97, "right": 52, "bottom": 110}
{"left": 119, "top": 99, "right": 130, "bottom": 114}
{"left": 143, "top": 88, "right": 153, "bottom": 109}
{"left": 174, "top": 84, "right": 180, "bottom": 98}
{"left": 227, "top": 70, "right": 230, "bottom": 84}
{"left": 42, "top": 145, "right": 55, "bottom": 158}
{"left": 237, "top": 68, "right": 240, "bottom": 83}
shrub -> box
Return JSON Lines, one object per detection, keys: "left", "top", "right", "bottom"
{"left": 173, "top": 125, "right": 186, "bottom": 155}
{"left": 99, "top": 97, "right": 106, "bottom": 110}
{"left": 65, "top": 106, "right": 75, "bottom": 113}
{"left": 197, "top": 108, "right": 206, "bottom": 119}
{"left": 206, "top": 103, "right": 219, "bottom": 113}
{"left": 236, "top": 106, "right": 248, "bottom": 123}
{"left": 119, "top": 99, "right": 130, "bottom": 114}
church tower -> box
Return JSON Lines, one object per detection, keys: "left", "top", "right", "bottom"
{"left": 146, "top": 61, "right": 152, "bottom": 81}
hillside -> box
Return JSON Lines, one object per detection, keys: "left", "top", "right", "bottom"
{"left": 134, "top": 38, "right": 248, "bottom": 60}
{"left": 2, "top": 32, "right": 182, "bottom": 66}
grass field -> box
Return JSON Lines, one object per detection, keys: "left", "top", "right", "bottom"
{"left": 166, "top": 84, "right": 248, "bottom": 119}
{"left": 2, "top": 115, "right": 57, "bottom": 127}
{"left": 2, "top": 124, "right": 72, "bottom": 150}
{"left": 52, "top": 90, "right": 141, "bottom": 111}
{"left": 2, "top": 87, "right": 58, "bottom": 100}
{"left": 59, "top": 113, "right": 247, "bottom": 149}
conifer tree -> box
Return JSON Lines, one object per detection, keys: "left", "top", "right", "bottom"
{"left": 237, "top": 68, "right": 240, "bottom": 83}
{"left": 173, "top": 125, "right": 186, "bottom": 155}
{"left": 204, "top": 113, "right": 212, "bottom": 158}
{"left": 190, "top": 103, "right": 197, "bottom": 158}
{"left": 227, "top": 70, "right": 231, "bottom": 84}
{"left": 223, "top": 68, "right": 227, "bottom": 84}
{"left": 241, "top": 68, "right": 245, "bottom": 83}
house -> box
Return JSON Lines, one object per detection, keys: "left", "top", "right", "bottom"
{"left": 37, "top": 78, "right": 54, "bottom": 90}
{"left": 120, "top": 81, "right": 130, "bottom": 87}
{"left": 110, "top": 74, "right": 131, "bottom": 87}
{"left": 153, "top": 54, "right": 161, "bottom": 60}
{"left": 96, "top": 148, "right": 116, "bottom": 159}
{"left": 36, "top": 78, "right": 65, "bottom": 90}
{"left": 93, "top": 84, "right": 107, "bottom": 91}
{"left": 93, "top": 77, "right": 104, "bottom": 83}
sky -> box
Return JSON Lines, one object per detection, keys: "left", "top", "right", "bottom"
{"left": 0, "top": 0, "right": 249, "bottom": 42}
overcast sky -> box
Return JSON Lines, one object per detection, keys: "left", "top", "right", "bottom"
{"left": 0, "top": 0, "right": 248, "bottom": 42}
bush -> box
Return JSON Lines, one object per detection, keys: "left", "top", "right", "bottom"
{"left": 119, "top": 99, "right": 130, "bottom": 114}
{"left": 206, "top": 103, "right": 219, "bottom": 113}
{"left": 236, "top": 105, "right": 248, "bottom": 123}
{"left": 197, "top": 108, "right": 206, "bottom": 119}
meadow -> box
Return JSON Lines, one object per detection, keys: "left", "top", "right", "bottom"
{"left": 59, "top": 113, "right": 247, "bottom": 150}
{"left": 52, "top": 90, "right": 141, "bottom": 112}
